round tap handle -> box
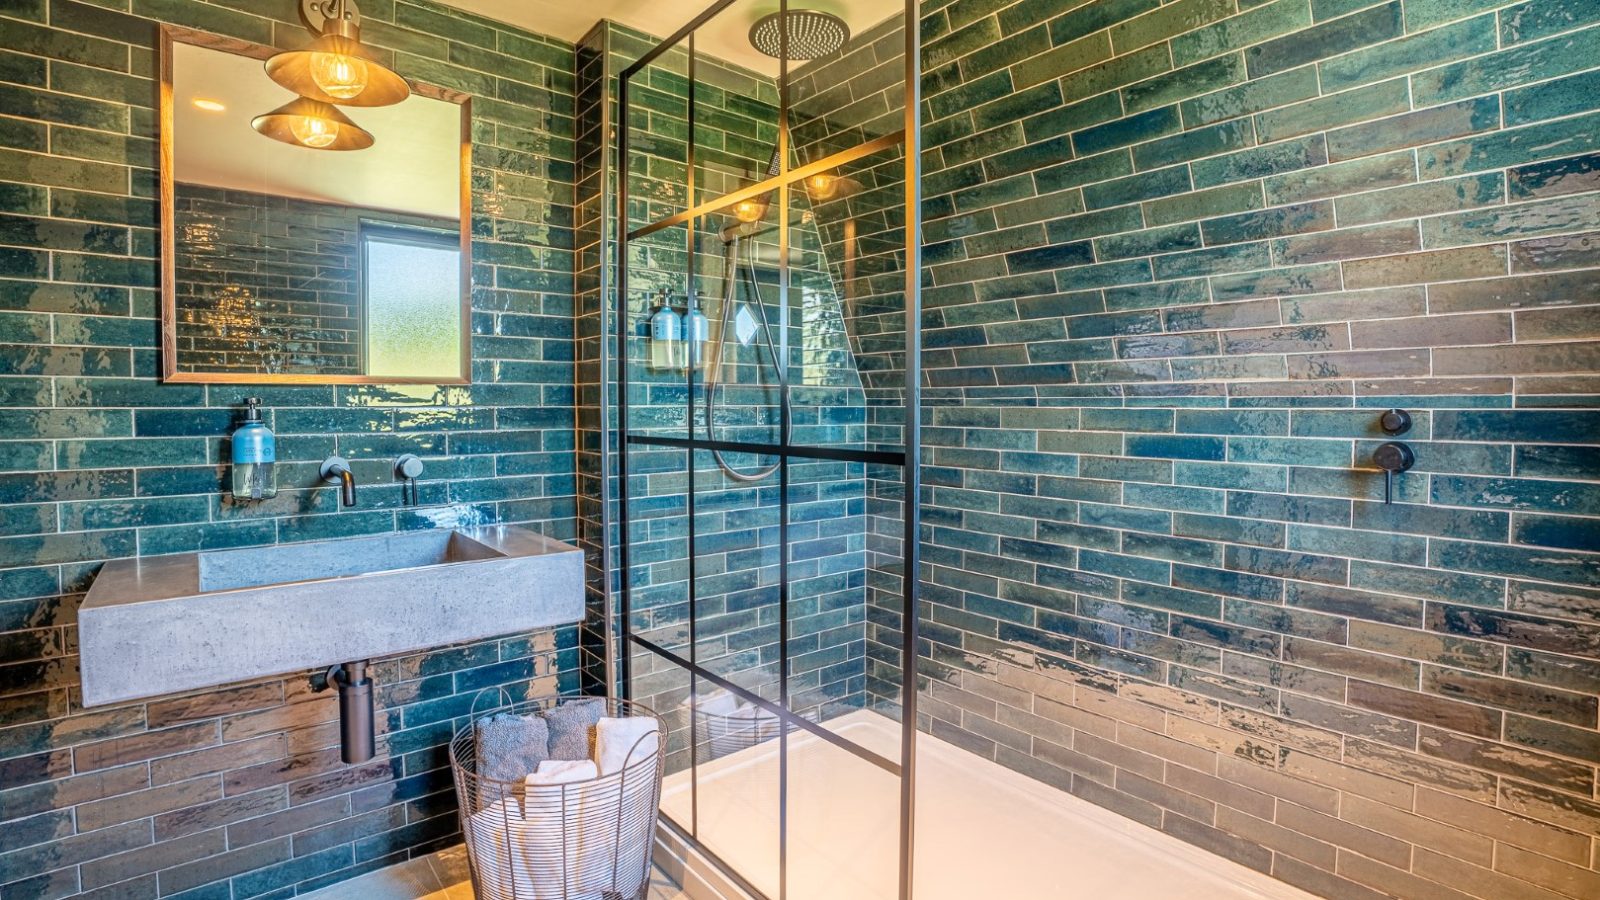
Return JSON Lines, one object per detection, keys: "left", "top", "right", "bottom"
{"left": 1379, "top": 408, "right": 1412, "bottom": 436}
{"left": 394, "top": 454, "right": 424, "bottom": 479}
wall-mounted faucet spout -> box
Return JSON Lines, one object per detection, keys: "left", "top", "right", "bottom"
{"left": 320, "top": 456, "right": 357, "bottom": 507}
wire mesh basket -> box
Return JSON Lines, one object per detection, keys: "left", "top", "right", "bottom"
{"left": 450, "top": 695, "right": 663, "bottom": 900}
{"left": 689, "top": 689, "right": 807, "bottom": 763}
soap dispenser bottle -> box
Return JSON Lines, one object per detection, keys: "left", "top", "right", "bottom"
{"left": 684, "top": 289, "right": 709, "bottom": 371}
{"left": 649, "top": 290, "right": 685, "bottom": 372}
{"left": 231, "top": 398, "right": 277, "bottom": 501}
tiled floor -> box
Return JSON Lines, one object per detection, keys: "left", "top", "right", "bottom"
{"left": 298, "top": 844, "right": 690, "bottom": 900}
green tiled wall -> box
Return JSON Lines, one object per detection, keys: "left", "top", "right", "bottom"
{"left": 169, "top": 185, "right": 454, "bottom": 377}
{"left": 903, "top": 0, "right": 1600, "bottom": 897}
{"left": 0, "top": 1, "right": 578, "bottom": 897}
{"left": 5, "top": 0, "right": 1600, "bottom": 897}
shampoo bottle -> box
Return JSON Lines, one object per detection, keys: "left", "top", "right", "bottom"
{"left": 684, "top": 289, "right": 709, "bottom": 371}
{"left": 649, "top": 291, "right": 685, "bottom": 373}
{"left": 231, "top": 397, "right": 277, "bottom": 501}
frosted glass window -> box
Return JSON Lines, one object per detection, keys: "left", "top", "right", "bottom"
{"left": 361, "top": 227, "right": 462, "bottom": 379}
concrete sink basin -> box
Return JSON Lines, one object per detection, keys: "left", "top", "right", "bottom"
{"left": 79, "top": 526, "right": 584, "bottom": 707}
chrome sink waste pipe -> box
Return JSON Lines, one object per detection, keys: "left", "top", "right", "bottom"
{"left": 312, "top": 661, "right": 375, "bottom": 764}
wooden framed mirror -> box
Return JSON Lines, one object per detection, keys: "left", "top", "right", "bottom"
{"left": 158, "top": 25, "right": 472, "bottom": 384}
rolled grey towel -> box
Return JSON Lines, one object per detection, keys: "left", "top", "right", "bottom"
{"left": 475, "top": 713, "right": 550, "bottom": 783}
{"left": 544, "top": 697, "right": 605, "bottom": 760}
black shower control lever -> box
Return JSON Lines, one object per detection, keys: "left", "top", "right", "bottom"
{"left": 1379, "top": 408, "right": 1412, "bottom": 436}
{"left": 1373, "top": 441, "right": 1415, "bottom": 505}
{"left": 394, "top": 454, "right": 424, "bottom": 506}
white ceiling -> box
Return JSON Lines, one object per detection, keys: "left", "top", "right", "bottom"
{"left": 172, "top": 41, "right": 461, "bottom": 219}
{"left": 438, "top": 0, "right": 904, "bottom": 74}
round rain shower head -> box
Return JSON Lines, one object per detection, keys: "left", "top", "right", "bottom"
{"left": 749, "top": 9, "right": 850, "bottom": 60}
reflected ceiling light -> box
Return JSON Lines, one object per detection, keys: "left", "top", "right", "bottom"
{"left": 265, "top": 0, "right": 410, "bottom": 107}
{"left": 749, "top": 9, "right": 850, "bottom": 60}
{"left": 804, "top": 170, "right": 863, "bottom": 201}
{"left": 191, "top": 98, "right": 226, "bottom": 112}
{"left": 804, "top": 171, "right": 839, "bottom": 199}
{"left": 251, "top": 97, "right": 374, "bottom": 151}
{"left": 733, "top": 196, "right": 769, "bottom": 223}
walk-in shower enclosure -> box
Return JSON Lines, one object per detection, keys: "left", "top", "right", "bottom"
{"left": 612, "top": 2, "right": 922, "bottom": 898}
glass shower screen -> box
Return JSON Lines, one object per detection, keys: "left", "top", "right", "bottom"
{"left": 615, "top": 2, "right": 921, "bottom": 898}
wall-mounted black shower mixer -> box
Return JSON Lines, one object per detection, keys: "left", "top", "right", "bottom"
{"left": 394, "top": 454, "right": 424, "bottom": 506}
{"left": 1379, "top": 408, "right": 1412, "bottom": 436}
{"left": 1373, "top": 441, "right": 1415, "bottom": 505}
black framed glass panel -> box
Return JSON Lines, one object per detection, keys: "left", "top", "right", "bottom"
{"left": 617, "top": 2, "right": 920, "bottom": 897}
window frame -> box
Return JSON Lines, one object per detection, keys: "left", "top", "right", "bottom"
{"left": 357, "top": 221, "right": 466, "bottom": 382}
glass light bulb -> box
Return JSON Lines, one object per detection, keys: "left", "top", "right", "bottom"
{"left": 806, "top": 172, "right": 838, "bottom": 198}
{"left": 735, "top": 199, "right": 765, "bottom": 223}
{"left": 289, "top": 115, "right": 339, "bottom": 148}
{"left": 310, "top": 51, "right": 369, "bottom": 100}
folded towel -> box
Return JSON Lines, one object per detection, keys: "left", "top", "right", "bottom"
{"left": 591, "top": 716, "right": 662, "bottom": 897}
{"left": 545, "top": 697, "right": 605, "bottom": 761}
{"left": 468, "top": 798, "right": 603, "bottom": 900}
{"left": 523, "top": 760, "right": 604, "bottom": 899}
{"left": 472, "top": 717, "right": 658, "bottom": 900}
{"left": 526, "top": 759, "right": 597, "bottom": 785}
{"left": 475, "top": 713, "right": 550, "bottom": 783}
{"left": 595, "top": 715, "right": 660, "bottom": 776}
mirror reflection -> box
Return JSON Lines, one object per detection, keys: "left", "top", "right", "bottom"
{"left": 161, "top": 28, "right": 470, "bottom": 383}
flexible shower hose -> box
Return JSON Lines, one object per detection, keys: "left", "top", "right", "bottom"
{"left": 705, "top": 235, "right": 785, "bottom": 482}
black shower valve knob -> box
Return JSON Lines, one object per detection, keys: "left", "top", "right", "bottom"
{"left": 1379, "top": 408, "right": 1412, "bottom": 436}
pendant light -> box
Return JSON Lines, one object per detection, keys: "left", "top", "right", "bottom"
{"left": 252, "top": 97, "right": 374, "bottom": 151}
{"left": 264, "top": 0, "right": 410, "bottom": 107}
{"left": 804, "top": 171, "right": 840, "bottom": 199}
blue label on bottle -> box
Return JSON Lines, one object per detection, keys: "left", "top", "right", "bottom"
{"left": 232, "top": 422, "right": 276, "bottom": 464}
{"left": 651, "top": 307, "right": 682, "bottom": 341}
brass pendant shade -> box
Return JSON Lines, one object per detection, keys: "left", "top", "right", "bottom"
{"left": 251, "top": 97, "right": 374, "bottom": 151}
{"left": 264, "top": 28, "right": 410, "bottom": 107}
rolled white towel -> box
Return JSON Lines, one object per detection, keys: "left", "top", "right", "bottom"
{"left": 472, "top": 792, "right": 607, "bottom": 900}
{"left": 589, "top": 716, "right": 662, "bottom": 898}
{"left": 466, "top": 800, "right": 552, "bottom": 899}
{"left": 526, "top": 759, "right": 598, "bottom": 785}
{"left": 595, "top": 715, "right": 661, "bottom": 776}
{"left": 523, "top": 760, "right": 606, "bottom": 899}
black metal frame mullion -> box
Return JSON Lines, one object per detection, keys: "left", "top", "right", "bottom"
{"left": 594, "top": 23, "right": 618, "bottom": 701}
{"left": 775, "top": 10, "right": 790, "bottom": 895}
{"left": 898, "top": 0, "right": 923, "bottom": 895}
{"left": 616, "top": 45, "right": 632, "bottom": 706}
{"left": 686, "top": 30, "right": 701, "bottom": 843}
{"left": 626, "top": 433, "right": 904, "bottom": 467}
